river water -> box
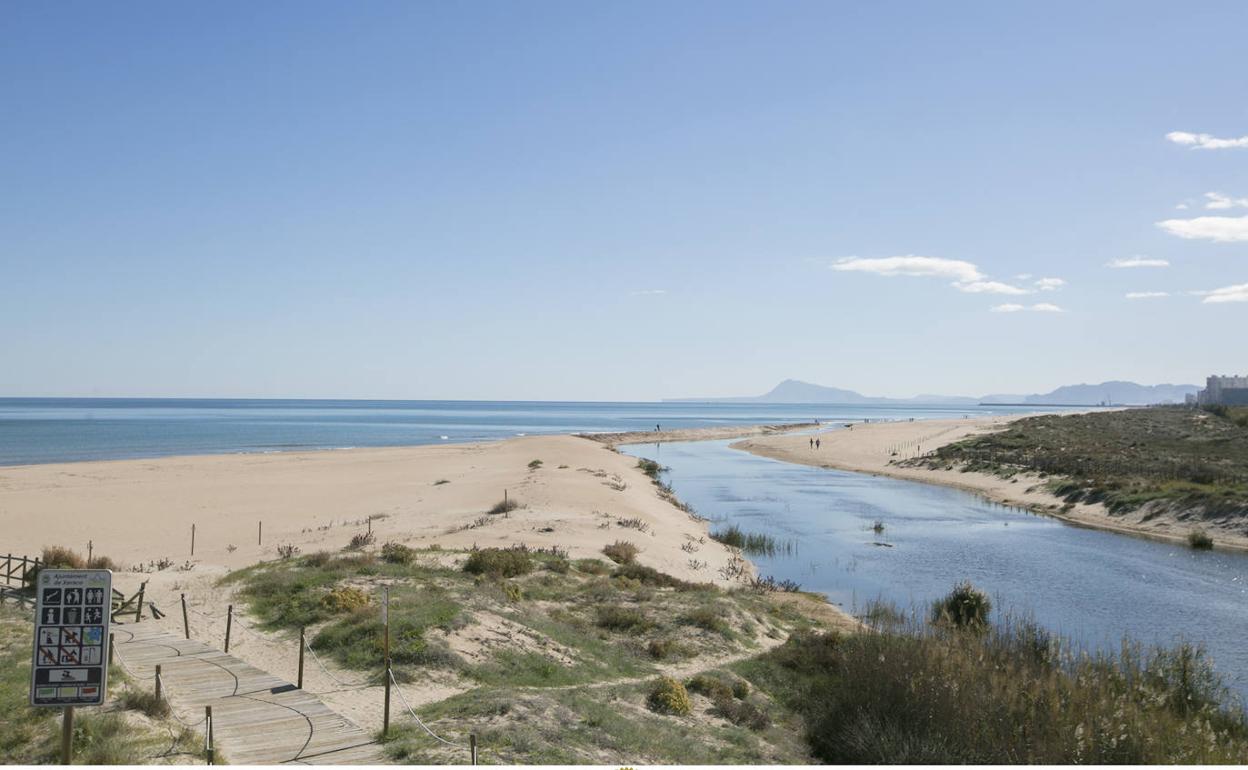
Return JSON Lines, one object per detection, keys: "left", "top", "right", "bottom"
{"left": 620, "top": 438, "right": 1248, "bottom": 699}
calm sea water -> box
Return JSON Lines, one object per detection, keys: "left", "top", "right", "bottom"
{"left": 620, "top": 438, "right": 1248, "bottom": 699}
{"left": 0, "top": 398, "right": 1031, "bottom": 466}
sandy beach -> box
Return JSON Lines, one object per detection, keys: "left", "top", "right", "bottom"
{"left": 733, "top": 415, "right": 1248, "bottom": 551}
{"left": 0, "top": 426, "right": 856, "bottom": 733}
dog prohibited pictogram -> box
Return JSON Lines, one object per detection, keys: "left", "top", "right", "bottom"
{"left": 30, "top": 569, "right": 112, "bottom": 707}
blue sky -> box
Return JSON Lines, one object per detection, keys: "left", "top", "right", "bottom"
{"left": 2, "top": 1, "right": 1245, "bottom": 400}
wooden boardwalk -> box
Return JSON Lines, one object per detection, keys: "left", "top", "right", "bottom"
{"left": 113, "top": 623, "right": 388, "bottom": 765}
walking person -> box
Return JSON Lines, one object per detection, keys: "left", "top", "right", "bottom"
{"left": 815, "top": 438, "right": 821, "bottom": 450}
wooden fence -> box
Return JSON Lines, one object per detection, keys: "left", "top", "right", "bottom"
{"left": 0, "top": 552, "right": 140, "bottom": 617}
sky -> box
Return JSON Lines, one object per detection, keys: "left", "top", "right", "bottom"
{"left": 2, "top": 1, "right": 1246, "bottom": 401}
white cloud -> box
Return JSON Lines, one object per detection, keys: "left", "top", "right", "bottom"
{"left": 1199, "top": 283, "right": 1248, "bottom": 304}
{"left": 629, "top": 289, "right": 667, "bottom": 296}
{"left": 1156, "top": 215, "right": 1248, "bottom": 242}
{"left": 1107, "top": 256, "right": 1169, "bottom": 268}
{"left": 1166, "top": 131, "right": 1248, "bottom": 150}
{"left": 956, "top": 280, "right": 1031, "bottom": 295}
{"left": 1176, "top": 203, "right": 1190, "bottom": 210}
{"left": 1125, "top": 291, "right": 1169, "bottom": 299}
{"left": 990, "top": 302, "right": 1064, "bottom": 313}
{"left": 831, "top": 255, "right": 983, "bottom": 283}
{"left": 1034, "top": 277, "right": 1065, "bottom": 291}
{"left": 830, "top": 256, "right": 1036, "bottom": 295}
{"left": 1204, "top": 192, "right": 1248, "bottom": 210}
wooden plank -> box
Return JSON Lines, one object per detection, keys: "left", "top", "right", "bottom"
{"left": 113, "top": 623, "right": 388, "bottom": 765}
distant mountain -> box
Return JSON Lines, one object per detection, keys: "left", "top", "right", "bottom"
{"left": 980, "top": 381, "right": 1199, "bottom": 406}
{"left": 665, "top": 379, "right": 978, "bottom": 405}
{"left": 666, "top": 378, "right": 1200, "bottom": 406}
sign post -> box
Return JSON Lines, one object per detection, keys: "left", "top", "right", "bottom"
{"left": 31, "top": 569, "right": 113, "bottom": 764}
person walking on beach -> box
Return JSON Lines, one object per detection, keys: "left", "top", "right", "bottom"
{"left": 815, "top": 438, "right": 821, "bottom": 450}
{"left": 655, "top": 423, "right": 660, "bottom": 432}
{"left": 809, "top": 437, "right": 814, "bottom": 449}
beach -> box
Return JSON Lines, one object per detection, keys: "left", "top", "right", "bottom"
{"left": 733, "top": 415, "right": 1248, "bottom": 551}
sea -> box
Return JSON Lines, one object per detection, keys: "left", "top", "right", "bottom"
{"left": 0, "top": 397, "right": 1033, "bottom": 467}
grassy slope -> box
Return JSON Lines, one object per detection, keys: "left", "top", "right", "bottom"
{"left": 0, "top": 605, "right": 200, "bottom": 765}
{"left": 912, "top": 407, "right": 1248, "bottom": 520}
{"left": 224, "top": 547, "right": 826, "bottom": 764}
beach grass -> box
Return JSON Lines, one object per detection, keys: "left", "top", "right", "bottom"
{"left": 733, "top": 585, "right": 1248, "bottom": 764}
{"left": 0, "top": 605, "right": 201, "bottom": 764}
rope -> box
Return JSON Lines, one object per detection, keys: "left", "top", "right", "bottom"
{"left": 388, "top": 668, "right": 461, "bottom": 747}
{"left": 111, "top": 643, "right": 156, "bottom": 680}
{"left": 155, "top": 671, "right": 209, "bottom": 728}
{"left": 302, "top": 635, "right": 372, "bottom": 688}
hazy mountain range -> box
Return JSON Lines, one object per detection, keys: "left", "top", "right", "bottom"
{"left": 665, "top": 379, "right": 1200, "bottom": 406}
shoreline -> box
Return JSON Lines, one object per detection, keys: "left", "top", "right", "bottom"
{"left": 732, "top": 416, "right": 1248, "bottom": 553}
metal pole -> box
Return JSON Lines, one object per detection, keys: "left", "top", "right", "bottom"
{"left": 224, "top": 605, "right": 233, "bottom": 653}
{"left": 297, "top": 627, "right": 306, "bottom": 689}
{"left": 181, "top": 594, "right": 190, "bottom": 639}
{"left": 61, "top": 706, "right": 74, "bottom": 765}
{"left": 155, "top": 665, "right": 162, "bottom": 702}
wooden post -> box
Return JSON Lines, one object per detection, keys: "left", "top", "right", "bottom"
{"left": 61, "top": 706, "right": 74, "bottom": 765}
{"left": 470, "top": 733, "right": 478, "bottom": 765}
{"left": 155, "top": 665, "right": 162, "bottom": 702}
{"left": 224, "top": 605, "right": 233, "bottom": 653}
{"left": 108, "top": 632, "right": 114, "bottom": 665}
{"left": 258, "top": 521, "right": 262, "bottom": 546}
{"left": 382, "top": 588, "right": 391, "bottom": 738}
{"left": 297, "top": 627, "right": 306, "bottom": 689}
{"left": 205, "top": 706, "right": 214, "bottom": 765}
{"left": 134, "top": 582, "right": 146, "bottom": 623}
{"left": 87, "top": 540, "right": 93, "bottom": 565}
{"left": 367, "top": 516, "right": 372, "bottom": 536}
{"left": 191, "top": 523, "right": 196, "bottom": 557}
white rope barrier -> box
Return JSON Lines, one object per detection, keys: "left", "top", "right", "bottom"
{"left": 388, "top": 668, "right": 461, "bottom": 747}
{"left": 303, "top": 635, "right": 372, "bottom": 688}
{"left": 155, "top": 670, "right": 209, "bottom": 728}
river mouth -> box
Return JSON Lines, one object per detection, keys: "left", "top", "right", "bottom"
{"left": 621, "top": 438, "right": 1248, "bottom": 700}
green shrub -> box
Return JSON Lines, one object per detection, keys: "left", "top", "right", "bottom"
{"left": 463, "top": 546, "right": 534, "bottom": 577}
{"left": 636, "top": 458, "right": 666, "bottom": 479}
{"left": 595, "top": 605, "right": 653, "bottom": 632}
{"left": 41, "top": 545, "right": 85, "bottom": 568}
{"left": 931, "top": 581, "right": 991, "bottom": 630}
{"left": 646, "top": 638, "right": 685, "bottom": 660}
{"left": 1188, "top": 529, "right": 1214, "bottom": 550}
{"left": 602, "top": 540, "right": 639, "bottom": 565}
{"left": 683, "top": 605, "right": 730, "bottom": 635}
{"left": 347, "top": 531, "right": 376, "bottom": 550}
{"left": 647, "top": 676, "right": 692, "bottom": 716}
{"left": 612, "top": 563, "right": 699, "bottom": 590}
{"left": 686, "top": 672, "right": 734, "bottom": 701}
{"left": 303, "top": 550, "right": 333, "bottom": 568}
{"left": 714, "top": 696, "right": 771, "bottom": 731}
{"left": 528, "top": 459, "right": 543, "bottom": 469}
{"left": 321, "top": 585, "right": 371, "bottom": 613}
{"left": 380, "top": 541, "right": 415, "bottom": 564}
{"left": 574, "top": 558, "right": 611, "bottom": 575}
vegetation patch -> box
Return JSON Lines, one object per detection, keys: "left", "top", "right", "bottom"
{"left": 647, "top": 676, "right": 692, "bottom": 715}
{"left": 1188, "top": 529, "right": 1214, "bottom": 550}
{"left": 488, "top": 497, "right": 521, "bottom": 515}
{"left": 602, "top": 540, "right": 639, "bottom": 565}
{"left": 907, "top": 407, "right": 1248, "bottom": 520}
{"left": 709, "top": 524, "right": 789, "bottom": 556}
{"left": 735, "top": 585, "right": 1248, "bottom": 764}
{"left": 463, "top": 546, "right": 534, "bottom": 578}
